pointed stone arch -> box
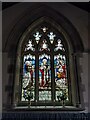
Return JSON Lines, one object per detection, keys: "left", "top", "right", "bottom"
{"left": 3, "top": 3, "right": 84, "bottom": 110}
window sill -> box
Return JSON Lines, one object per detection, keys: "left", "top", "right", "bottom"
{"left": 10, "top": 106, "right": 84, "bottom": 111}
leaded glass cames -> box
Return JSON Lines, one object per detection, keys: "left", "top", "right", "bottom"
{"left": 21, "top": 25, "right": 69, "bottom": 106}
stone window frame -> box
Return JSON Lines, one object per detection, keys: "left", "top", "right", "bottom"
{"left": 13, "top": 17, "right": 84, "bottom": 111}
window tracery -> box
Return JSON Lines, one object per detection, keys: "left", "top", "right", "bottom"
{"left": 14, "top": 19, "right": 81, "bottom": 109}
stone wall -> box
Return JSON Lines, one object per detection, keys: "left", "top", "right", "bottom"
{"left": 2, "top": 2, "right": 89, "bottom": 112}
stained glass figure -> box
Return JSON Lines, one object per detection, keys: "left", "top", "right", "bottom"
{"left": 39, "top": 54, "right": 51, "bottom": 101}
{"left": 39, "top": 39, "right": 50, "bottom": 51}
{"left": 54, "top": 39, "right": 65, "bottom": 51}
{"left": 25, "top": 40, "right": 35, "bottom": 51}
{"left": 54, "top": 54, "right": 68, "bottom": 101}
{"left": 41, "top": 27, "right": 48, "bottom": 33}
{"left": 21, "top": 54, "right": 35, "bottom": 101}
{"left": 33, "top": 32, "right": 42, "bottom": 44}
{"left": 47, "top": 32, "right": 56, "bottom": 44}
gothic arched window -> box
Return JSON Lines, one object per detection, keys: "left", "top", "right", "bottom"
{"left": 13, "top": 18, "right": 80, "bottom": 109}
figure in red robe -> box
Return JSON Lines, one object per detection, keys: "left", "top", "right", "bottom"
{"left": 39, "top": 59, "right": 50, "bottom": 87}
{"left": 39, "top": 68, "right": 44, "bottom": 87}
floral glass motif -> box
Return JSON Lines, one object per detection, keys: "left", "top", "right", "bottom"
{"left": 21, "top": 54, "right": 35, "bottom": 101}
{"left": 39, "top": 39, "right": 50, "bottom": 51}
{"left": 54, "top": 39, "right": 65, "bottom": 51}
{"left": 47, "top": 32, "right": 56, "bottom": 44}
{"left": 54, "top": 54, "right": 68, "bottom": 101}
{"left": 39, "top": 54, "right": 51, "bottom": 101}
{"left": 41, "top": 27, "right": 48, "bottom": 33}
{"left": 33, "top": 31, "right": 42, "bottom": 44}
{"left": 25, "top": 40, "right": 35, "bottom": 51}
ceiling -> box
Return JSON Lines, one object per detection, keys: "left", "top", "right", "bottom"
{"left": 70, "top": 2, "right": 89, "bottom": 12}
{"left": 2, "top": 2, "right": 89, "bottom": 12}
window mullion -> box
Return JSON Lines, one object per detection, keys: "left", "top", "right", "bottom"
{"left": 35, "top": 52, "right": 39, "bottom": 103}
{"left": 51, "top": 53, "right": 55, "bottom": 104}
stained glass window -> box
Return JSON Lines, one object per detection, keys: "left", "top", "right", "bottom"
{"left": 54, "top": 54, "right": 68, "bottom": 102}
{"left": 39, "top": 54, "right": 51, "bottom": 101}
{"left": 33, "top": 31, "right": 42, "bottom": 44}
{"left": 41, "top": 27, "right": 48, "bottom": 33}
{"left": 25, "top": 40, "right": 35, "bottom": 51}
{"left": 39, "top": 40, "right": 50, "bottom": 51}
{"left": 22, "top": 54, "right": 35, "bottom": 101}
{"left": 47, "top": 32, "right": 56, "bottom": 44}
{"left": 19, "top": 23, "right": 71, "bottom": 108}
{"left": 54, "top": 39, "right": 65, "bottom": 51}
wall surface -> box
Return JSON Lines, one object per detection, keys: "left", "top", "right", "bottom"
{"left": 2, "top": 2, "right": 89, "bottom": 113}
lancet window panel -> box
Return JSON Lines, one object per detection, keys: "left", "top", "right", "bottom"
{"left": 21, "top": 54, "right": 35, "bottom": 102}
